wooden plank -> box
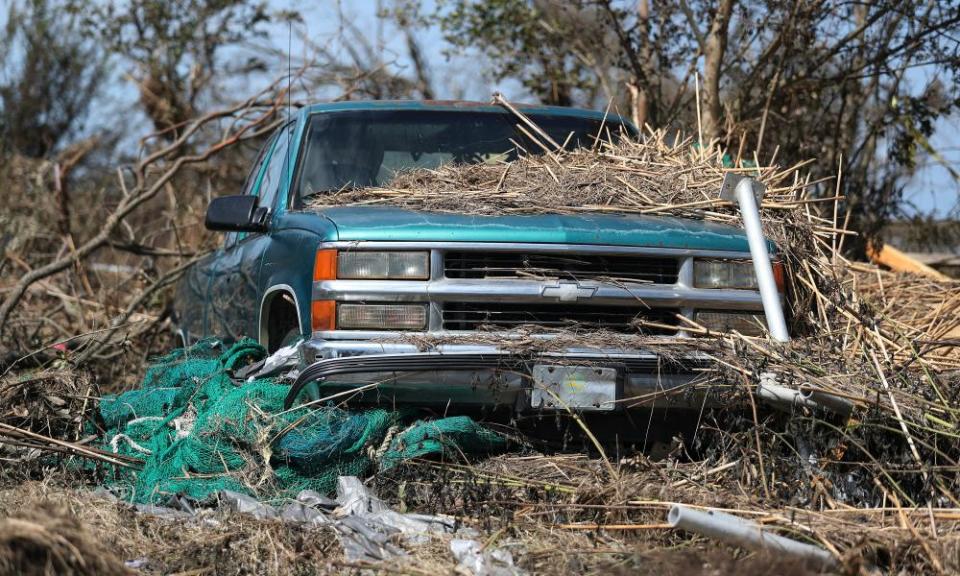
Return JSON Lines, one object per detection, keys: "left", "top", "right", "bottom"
{"left": 867, "top": 242, "right": 952, "bottom": 281}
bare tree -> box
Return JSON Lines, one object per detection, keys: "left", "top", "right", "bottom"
{"left": 79, "top": 0, "right": 273, "bottom": 139}
{"left": 699, "top": 0, "right": 732, "bottom": 143}
{"left": 0, "top": 0, "right": 106, "bottom": 158}
{"left": 0, "top": 79, "right": 289, "bottom": 337}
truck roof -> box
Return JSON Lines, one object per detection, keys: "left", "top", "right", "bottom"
{"left": 304, "top": 99, "right": 635, "bottom": 130}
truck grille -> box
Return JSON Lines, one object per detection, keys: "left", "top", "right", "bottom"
{"left": 441, "top": 303, "right": 680, "bottom": 333}
{"left": 444, "top": 251, "right": 679, "bottom": 284}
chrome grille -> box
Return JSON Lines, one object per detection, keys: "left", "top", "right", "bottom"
{"left": 441, "top": 302, "right": 680, "bottom": 333}
{"left": 444, "top": 251, "right": 679, "bottom": 284}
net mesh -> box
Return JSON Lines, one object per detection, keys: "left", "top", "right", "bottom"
{"left": 99, "top": 339, "right": 508, "bottom": 503}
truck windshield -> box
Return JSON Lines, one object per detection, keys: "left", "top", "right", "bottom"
{"left": 295, "top": 109, "right": 633, "bottom": 200}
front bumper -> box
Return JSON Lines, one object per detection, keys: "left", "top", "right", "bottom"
{"left": 286, "top": 337, "right": 715, "bottom": 411}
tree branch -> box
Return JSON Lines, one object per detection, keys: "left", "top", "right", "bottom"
{"left": 0, "top": 80, "right": 288, "bottom": 334}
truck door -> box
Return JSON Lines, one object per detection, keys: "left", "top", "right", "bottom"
{"left": 174, "top": 251, "right": 214, "bottom": 344}
{"left": 205, "top": 128, "right": 278, "bottom": 340}
{"left": 207, "top": 123, "right": 294, "bottom": 341}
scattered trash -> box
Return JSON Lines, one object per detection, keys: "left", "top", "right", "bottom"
{"left": 756, "top": 372, "right": 853, "bottom": 417}
{"left": 115, "top": 475, "right": 472, "bottom": 563}
{"left": 235, "top": 340, "right": 302, "bottom": 380}
{"left": 451, "top": 538, "right": 523, "bottom": 576}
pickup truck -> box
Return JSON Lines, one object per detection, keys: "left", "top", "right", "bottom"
{"left": 174, "top": 100, "right": 781, "bottom": 415}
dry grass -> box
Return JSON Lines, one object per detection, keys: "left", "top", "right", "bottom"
{"left": 375, "top": 451, "right": 960, "bottom": 575}
{"left": 305, "top": 131, "right": 810, "bottom": 224}
{"left": 0, "top": 476, "right": 835, "bottom": 576}
{"left": 0, "top": 481, "right": 345, "bottom": 576}
{"left": 0, "top": 504, "right": 131, "bottom": 576}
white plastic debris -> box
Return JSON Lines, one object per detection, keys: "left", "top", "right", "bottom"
{"left": 668, "top": 504, "right": 836, "bottom": 569}
{"left": 332, "top": 476, "right": 459, "bottom": 560}
{"left": 450, "top": 538, "right": 523, "bottom": 576}
{"left": 122, "top": 476, "right": 518, "bottom": 567}
{"left": 220, "top": 490, "right": 278, "bottom": 520}
{"left": 247, "top": 341, "right": 302, "bottom": 379}
{"left": 172, "top": 405, "right": 196, "bottom": 440}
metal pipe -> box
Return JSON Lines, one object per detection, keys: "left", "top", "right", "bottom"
{"left": 668, "top": 505, "right": 836, "bottom": 568}
{"left": 731, "top": 177, "right": 790, "bottom": 342}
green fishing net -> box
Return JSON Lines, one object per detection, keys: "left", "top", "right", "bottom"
{"left": 99, "top": 339, "right": 507, "bottom": 504}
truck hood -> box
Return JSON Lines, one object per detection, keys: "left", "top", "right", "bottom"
{"left": 311, "top": 206, "right": 757, "bottom": 251}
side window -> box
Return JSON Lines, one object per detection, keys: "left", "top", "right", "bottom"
{"left": 242, "top": 130, "right": 279, "bottom": 196}
{"left": 257, "top": 123, "right": 294, "bottom": 213}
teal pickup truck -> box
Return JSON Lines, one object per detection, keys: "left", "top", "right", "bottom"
{"left": 174, "top": 100, "right": 782, "bottom": 414}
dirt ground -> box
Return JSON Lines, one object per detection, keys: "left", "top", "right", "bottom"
{"left": 0, "top": 474, "right": 826, "bottom": 576}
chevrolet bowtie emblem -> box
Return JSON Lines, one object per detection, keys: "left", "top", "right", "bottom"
{"left": 541, "top": 281, "right": 597, "bottom": 302}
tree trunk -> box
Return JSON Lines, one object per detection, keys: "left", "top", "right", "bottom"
{"left": 631, "top": 0, "right": 650, "bottom": 130}
{"left": 702, "top": 0, "right": 734, "bottom": 144}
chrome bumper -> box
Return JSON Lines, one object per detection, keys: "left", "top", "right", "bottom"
{"left": 291, "top": 337, "right": 715, "bottom": 412}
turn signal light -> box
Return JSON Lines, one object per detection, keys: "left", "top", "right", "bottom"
{"left": 313, "top": 249, "right": 337, "bottom": 281}
{"left": 311, "top": 300, "right": 335, "bottom": 331}
{"left": 771, "top": 261, "right": 786, "bottom": 293}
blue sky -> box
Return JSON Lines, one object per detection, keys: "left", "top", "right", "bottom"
{"left": 274, "top": 0, "right": 525, "bottom": 100}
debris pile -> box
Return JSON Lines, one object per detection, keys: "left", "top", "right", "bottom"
{"left": 98, "top": 339, "right": 508, "bottom": 503}
{"left": 0, "top": 366, "right": 98, "bottom": 474}
{"left": 0, "top": 367, "right": 91, "bottom": 440}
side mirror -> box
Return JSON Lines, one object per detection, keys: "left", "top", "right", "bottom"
{"left": 205, "top": 195, "right": 267, "bottom": 232}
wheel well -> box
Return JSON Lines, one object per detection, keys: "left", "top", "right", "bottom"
{"left": 261, "top": 290, "right": 301, "bottom": 353}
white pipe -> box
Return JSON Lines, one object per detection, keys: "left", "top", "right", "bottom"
{"left": 802, "top": 387, "right": 854, "bottom": 417}
{"left": 756, "top": 374, "right": 853, "bottom": 417}
{"left": 668, "top": 505, "right": 836, "bottom": 568}
{"left": 756, "top": 377, "right": 814, "bottom": 409}
{"left": 734, "top": 179, "right": 790, "bottom": 342}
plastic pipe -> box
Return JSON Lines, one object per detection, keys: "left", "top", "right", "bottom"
{"left": 756, "top": 373, "right": 853, "bottom": 417}
{"left": 734, "top": 178, "right": 791, "bottom": 342}
{"left": 756, "top": 377, "right": 813, "bottom": 408}
{"left": 668, "top": 505, "right": 836, "bottom": 568}
{"left": 801, "top": 388, "right": 854, "bottom": 417}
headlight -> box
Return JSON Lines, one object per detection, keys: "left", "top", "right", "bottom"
{"left": 337, "top": 251, "right": 430, "bottom": 280}
{"left": 695, "top": 310, "right": 766, "bottom": 336}
{"left": 694, "top": 259, "right": 758, "bottom": 289}
{"left": 693, "top": 259, "right": 785, "bottom": 291}
{"left": 337, "top": 303, "right": 427, "bottom": 330}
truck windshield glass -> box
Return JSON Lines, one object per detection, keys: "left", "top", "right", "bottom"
{"left": 295, "top": 110, "right": 632, "bottom": 200}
